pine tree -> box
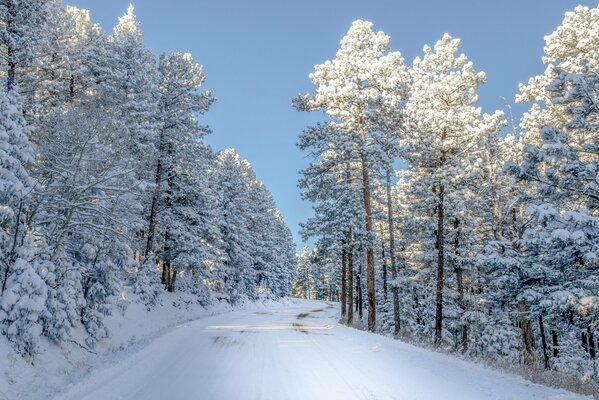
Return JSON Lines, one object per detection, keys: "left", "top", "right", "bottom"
{"left": 0, "top": 0, "right": 52, "bottom": 91}
{"left": 0, "top": 90, "right": 35, "bottom": 293}
{"left": 297, "top": 20, "right": 408, "bottom": 331}
{"left": 403, "top": 33, "right": 505, "bottom": 344}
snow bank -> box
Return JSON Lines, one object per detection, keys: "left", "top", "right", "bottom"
{"left": 1, "top": 293, "right": 285, "bottom": 400}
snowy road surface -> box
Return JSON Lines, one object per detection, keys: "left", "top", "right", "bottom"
{"left": 55, "top": 299, "right": 587, "bottom": 400}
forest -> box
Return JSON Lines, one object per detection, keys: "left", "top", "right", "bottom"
{"left": 0, "top": 1, "right": 296, "bottom": 356}
{"left": 1, "top": 0, "right": 598, "bottom": 398}
{"left": 293, "top": 5, "right": 599, "bottom": 387}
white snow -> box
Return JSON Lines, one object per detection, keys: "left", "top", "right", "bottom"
{"left": 36, "top": 299, "right": 589, "bottom": 400}
{"left": 1, "top": 292, "right": 284, "bottom": 400}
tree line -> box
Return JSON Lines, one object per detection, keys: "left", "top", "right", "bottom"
{"left": 295, "top": 6, "right": 599, "bottom": 382}
{"left": 0, "top": 1, "right": 296, "bottom": 356}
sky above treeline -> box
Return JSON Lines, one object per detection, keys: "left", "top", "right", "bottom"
{"left": 67, "top": 0, "right": 594, "bottom": 249}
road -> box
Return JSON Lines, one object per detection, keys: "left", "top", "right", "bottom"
{"left": 55, "top": 299, "right": 587, "bottom": 400}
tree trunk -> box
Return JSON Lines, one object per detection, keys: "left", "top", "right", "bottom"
{"left": 144, "top": 132, "right": 165, "bottom": 260}
{"left": 386, "top": 169, "right": 400, "bottom": 335}
{"left": 582, "top": 330, "right": 589, "bottom": 353}
{"left": 163, "top": 228, "right": 171, "bottom": 291}
{"left": 518, "top": 302, "right": 535, "bottom": 365}
{"left": 69, "top": 75, "right": 75, "bottom": 102}
{"left": 7, "top": 43, "right": 15, "bottom": 92}
{"left": 357, "top": 273, "right": 363, "bottom": 320}
{"left": 359, "top": 152, "right": 376, "bottom": 331}
{"left": 588, "top": 327, "right": 596, "bottom": 359}
{"left": 551, "top": 331, "right": 559, "bottom": 357}
{"left": 454, "top": 218, "right": 467, "bottom": 350}
{"left": 435, "top": 183, "right": 445, "bottom": 344}
{"left": 539, "top": 313, "right": 549, "bottom": 369}
{"left": 347, "top": 229, "right": 354, "bottom": 325}
{"left": 163, "top": 262, "right": 171, "bottom": 292}
{"left": 379, "top": 225, "right": 388, "bottom": 303}
{"left": 341, "top": 244, "right": 347, "bottom": 321}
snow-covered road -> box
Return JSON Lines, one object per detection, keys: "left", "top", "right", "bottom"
{"left": 55, "top": 299, "right": 587, "bottom": 400}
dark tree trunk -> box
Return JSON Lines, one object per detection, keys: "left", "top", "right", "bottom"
{"left": 357, "top": 273, "right": 363, "bottom": 320}
{"left": 347, "top": 230, "right": 354, "bottom": 325}
{"left": 359, "top": 152, "right": 376, "bottom": 331}
{"left": 386, "top": 169, "right": 400, "bottom": 335}
{"left": 341, "top": 244, "right": 347, "bottom": 321}
{"left": 538, "top": 313, "right": 549, "bottom": 369}
{"left": 69, "top": 75, "right": 75, "bottom": 102}
{"left": 7, "top": 45, "right": 15, "bottom": 92}
{"left": 163, "top": 228, "right": 171, "bottom": 291}
{"left": 588, "top": 327, "right": 596, "bottom": 359}
{"left": 518, "top": 302, "right": 535, "bottom": 365}
{"left": 163, "top": 262, "right": 171, "bottom": 291}
{"left": 435, "top": 183, "right": 445, "bottom": 344}
{"left": 551, "top": 331, "right": 559, "bottom": 357}
{"left": 454, "top": 218, "right": 467, "bottom": 350}
{"left": 379, "top": 225, "right": 388, "bottom": 303}
{"left": 144, "top": 133, "right": 165, "bottom": 260}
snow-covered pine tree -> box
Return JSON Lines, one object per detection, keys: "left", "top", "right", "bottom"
{"left": 293, "top": 247, "right": 315, "bottom": 299}
{"left": 213, "top": 149, "right": 256, "bottom": 302}
{"left": 146, "top": 51, "right": 214, "bottom": 292}
{"left": 0, "top": 0, "right": 52, "bottom": 92}
{"left": 509, "top": 63, "right": 598, "bottom": 376}
{"left": 0, "top": 89, "right": 35, "bottom": 293}
{"left": 297, "top": 20, "right": 408, "bottom": 331}
{"left": 297, "top": 122, "right": 366, "bottom": 323}
{"left": 403, "top": 33, "right": 505, "bottom": 345}
{"left": 0, "top": 90, "right": 50, "bottom": 356}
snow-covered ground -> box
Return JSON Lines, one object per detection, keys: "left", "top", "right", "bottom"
{"left": 1, "top": 292, "right": 286, "bottom": 400}
{"left": 31, "top": 298, "right": 589, "bottom": 400}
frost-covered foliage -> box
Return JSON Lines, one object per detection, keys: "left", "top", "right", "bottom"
{"left": 213, "top": 149, "right": 296, "bottom": 302}
{"left": 296, "top": 20, "right": 409, "bottom": 330}
{"left": 296, "top": 6, "right": 599, "bottom": 388}
{"left": 0, "top": 2, "right": 296, "bottom": 356}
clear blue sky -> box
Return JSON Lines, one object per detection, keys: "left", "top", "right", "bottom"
{"left": 67, "top": 0, "right": 594, "bottom": 249}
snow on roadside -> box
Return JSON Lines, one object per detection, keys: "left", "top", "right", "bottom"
{"left": 1, "top": 292, "right": 288, "bottom": 400}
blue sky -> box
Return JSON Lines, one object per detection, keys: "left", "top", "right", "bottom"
{"left": 68, "top": 0, "right": 594, "bottom": 249}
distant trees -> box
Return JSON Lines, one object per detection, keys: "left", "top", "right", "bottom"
{"left": 295, "top": 4, "right": 599, "bottom": 384}
{"left": 0, "top": 2, "right": 296, "bottom": 356}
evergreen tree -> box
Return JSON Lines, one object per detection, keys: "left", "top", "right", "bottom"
{"left": 297, "top": 20, "right": 408, "bottom": 331}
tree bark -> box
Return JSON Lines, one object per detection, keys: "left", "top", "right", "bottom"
{"left": 588, "top": 327, "right": 596, "bottom": 359}
{"left": 386, "top": 169, "right": 400, "bottom": 335}
{"left": 144, "top": 131, "right": 166, "bottom": 260}
{"left": 163, "top": 262, "right": 171, "bottom": 292}
{"left": 518, "top": 302, "right": 535, "bottom": 365}
{"left": 379, "top": 225, "right": 388, "bottom": 303}
{"left": 341, "top": 244, "right": 347, "bottom": 321}
{"left": 7, "top": 40, "right": 15, "bottom": 92}
{"left": 454, "top": 218, "right": 467, "bottom": 350}
{"left": 360, "top": 152, "right": 376, "bottom": 331}
{"left": 357, "top": 272, "right": 363, "bottom": 320}
{"left": 551, "top": 331, "right": 559, "bottom": 357}
{"left": 435, "top": 183, "right": 445, "bottom": 344}
{"left": 347, "top": 229, "right": 354, "bottom": 325}
{"left": 539, "top": 313, "right": 549, "bottom": 369}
